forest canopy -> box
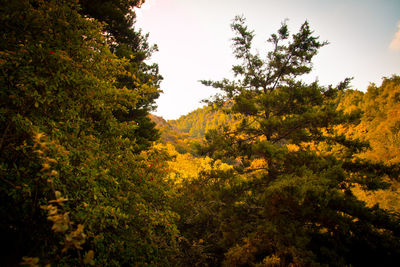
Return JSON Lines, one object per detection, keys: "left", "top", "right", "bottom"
{"left": 1, "top": 1, "right": 399, "bottom": 266}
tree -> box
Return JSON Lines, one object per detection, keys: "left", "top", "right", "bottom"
{"left": 79, "top": 0, "right": 145, "bottom": 48}
{"left": 79, "top": 0, "right": 162, "bottom": 151}
{"left": 177, "top": 16, "right": 400, "bottom": 266}
{"left": 0, "top": 1, "right": 178, "bottom": 265}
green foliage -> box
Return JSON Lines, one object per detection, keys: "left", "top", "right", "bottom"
{"left": 2, "top": 1, "right": 400, "bottom": 266}
{"left": 171, "top": 105, "right": 234, "bottom": 138}
{"left": 152, "top": 105, "right": 238, "bottom": 156}
{"left": 79, "top": 0, "right": 146, "bottom": 51}
{"left": 177, "top": 16, "right": 400, "bottom": 266}
{"left": 0, "top": 0, "right": 178, "bottom": 265}
{"left": 150, "top": 114, "right": 198, "bottom": 155}
{"left": 79, "top": 0, "right": 162, "bottom": 151}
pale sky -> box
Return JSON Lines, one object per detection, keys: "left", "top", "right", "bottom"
{"left": 135, "top": 0, "right": 400, "bottom": 120}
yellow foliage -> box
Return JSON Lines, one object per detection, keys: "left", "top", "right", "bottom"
{"left": 261, "top": 254, "right": 281, "bottom": 266}
{"left": 63, "top": 224, "right": 86, "bottom": 252}
{"left": 352, "top": 180, "right": 400, "bottom": 213}
{"left": 223, "top": 238, "right": 257, "bottom": 266}
{"left": 155, "top": 143, "right": 232, "bottom": 185}
{"left": 286, "top": 144, "right": 299, "bottom": 152}
{"left": 249, "top": 158, "right": 267, "bottom": 169}
{"left": 33, "top": 131, "right": 89, "bottom": 258}
{"left": 84, "top": 250, "right": 95, "bottom": 265}
{"left": 20, "top": 257, "right": 39, "bottom": 267}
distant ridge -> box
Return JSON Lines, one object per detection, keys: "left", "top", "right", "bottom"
{"left": 149, "top": 105, "right": 232, "bottom": 154}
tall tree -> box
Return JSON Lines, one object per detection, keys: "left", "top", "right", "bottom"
{"left": 178, "top": 16, "right": 400, "bottom": 266}
{"left": 79, "top": 0, "right": 144, "bottom": 45}
{"left": 0, "top": 1, "right": 178, "bottom": 265}
{"left": 79, "top": 0, "right": 162, "bottom": 151}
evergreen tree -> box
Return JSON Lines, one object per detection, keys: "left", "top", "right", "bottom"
{"left": 79, "top": 0, "right": 161, "bottom": 151}
{"left": 177, "top": 16, "right": 400, "bottom": 266}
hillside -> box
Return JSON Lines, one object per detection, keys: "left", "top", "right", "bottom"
{"left": 169, "top": 105, "right": 233, "bottom": 138}
{"left": 151, "top": 78, "right": 400, "bottom": 214}
{"left": 2, "top": 2, "right": 400, "bottom": 265}
{"left": 149, "top": 114, "right": 186, "bottom": 141}
{"left": 150, "top": 105, "right": 235, "bottom": 153}
{"left": 149, "top": 114, "right": 200, "bottom": 154}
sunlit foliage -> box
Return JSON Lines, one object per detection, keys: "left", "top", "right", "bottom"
{"left": 179, "top": 16, "right": 400, "bottom": 266}
{"left": 1, "top": 1, "right": 399, "bottom": 266}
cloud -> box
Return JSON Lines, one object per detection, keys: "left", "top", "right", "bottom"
{"left": 389, "top": 21, "right": 400, "bottom": 51}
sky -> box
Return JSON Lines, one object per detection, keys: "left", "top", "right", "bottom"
{"left": 135, "top": 0, "right": 400, "bottom": 120}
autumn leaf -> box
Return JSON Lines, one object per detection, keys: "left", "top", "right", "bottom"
{"left": 83, "top": 250, "right": 95, "bottom": 265}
